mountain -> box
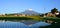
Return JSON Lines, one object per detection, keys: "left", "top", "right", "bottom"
{"left": 21, "top": 9, "right": 40, "bottom": 15}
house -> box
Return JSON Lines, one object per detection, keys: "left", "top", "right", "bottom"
{"left": 45, "top": 12, "right": 56, "bottom": 17}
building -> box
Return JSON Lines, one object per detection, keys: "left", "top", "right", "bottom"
{"left": 45, "top": 12, "right": 56, "bottom": 17}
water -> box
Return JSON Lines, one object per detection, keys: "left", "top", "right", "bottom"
{"left": 30, "top": 22, "right": 50, "bottom": 28}
{"left": 0, "top": 21, "right": 50, "bottom": 28}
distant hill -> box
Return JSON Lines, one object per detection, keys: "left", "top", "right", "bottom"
{"left": 7, "top": 9, "right": 42, "bottom": 16}
{"left": 21, "top": 9, "right": 40, "bottom": 15}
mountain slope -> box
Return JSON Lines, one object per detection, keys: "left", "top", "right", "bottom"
{"left": 21, "top": 9, "right": 40, "bottom": 15}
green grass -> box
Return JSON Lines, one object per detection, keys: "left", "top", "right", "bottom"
{"left": 0, "top": 15, "right": 41, "bottom": 21}
{"left": 0, "top": 17, "right": 34, "bottom": 20}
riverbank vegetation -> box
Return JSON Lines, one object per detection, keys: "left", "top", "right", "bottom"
{"left": 39, "top": 17, "right": 60, "bottom": 28}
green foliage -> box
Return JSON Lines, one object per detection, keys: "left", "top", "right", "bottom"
{"left": 51, "top": 8, "right": 58, "bottom": 14}
{"left": 0, "top": 17, "right": 34, "bottom": 20}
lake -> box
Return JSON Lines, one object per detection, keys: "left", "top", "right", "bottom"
{"left": 0, "top": 20, "right": 50, "bottom": 28}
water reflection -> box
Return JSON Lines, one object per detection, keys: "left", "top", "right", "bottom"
{"left": 0, "top": 21, "right": 29, "bottom": 28}
{"left": 30, "top": 22, "right": 50, "bottom": 28}
{"left": 0, "top": 21, "right": 50, "bottom": 28}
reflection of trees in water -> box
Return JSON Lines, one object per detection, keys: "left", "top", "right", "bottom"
{"left": 40, "top": 18, "right": 60, "bottom": 28}
{"left": 40, "top": 23, "right": 60, "bottom": 28}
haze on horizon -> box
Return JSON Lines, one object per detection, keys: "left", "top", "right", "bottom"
{"left": 0, "top": 0, "right": 60, "bottom": 14}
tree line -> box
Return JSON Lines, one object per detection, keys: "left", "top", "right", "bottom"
{"left": 51, "top": 8, "right": 60, "bottom": 18}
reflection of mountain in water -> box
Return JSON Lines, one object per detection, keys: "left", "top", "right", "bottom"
{"left": 0, "top": 21, "right": 50, "bottom": 28}
{"left": 20, "top": 20, "right": 39, "bottom": 25}
{"left": 20, "top": 20, "right": 50, "bottom": 28}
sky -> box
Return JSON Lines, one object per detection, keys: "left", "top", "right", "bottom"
{"left": 0, "top": 0, "right": 60, "bottom": 14}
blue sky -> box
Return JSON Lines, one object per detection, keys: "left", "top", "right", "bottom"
{"left": 0, "top": 0, "right": 60, "bottom": 14}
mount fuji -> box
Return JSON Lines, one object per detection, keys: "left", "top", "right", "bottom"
{"left": 21, "top": 9, "right": 40, "bottom": 15}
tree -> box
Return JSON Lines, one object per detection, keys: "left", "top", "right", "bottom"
{"left": 51, "top": 8, "right": 58, "bottom": 14}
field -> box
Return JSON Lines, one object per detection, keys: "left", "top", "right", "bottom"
{"left": 0, "top": 16, "right": 41, "bottom": 21}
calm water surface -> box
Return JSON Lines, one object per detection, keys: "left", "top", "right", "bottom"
{"left": 0, "top": 21, "right": 50, "bottom": 28}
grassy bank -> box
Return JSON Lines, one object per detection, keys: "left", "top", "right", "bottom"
{"left": 0, "top": 17, "right": 34, "bottom": 20}
{"left": 0, "top": 16, "right": 41, "bottom": 21}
